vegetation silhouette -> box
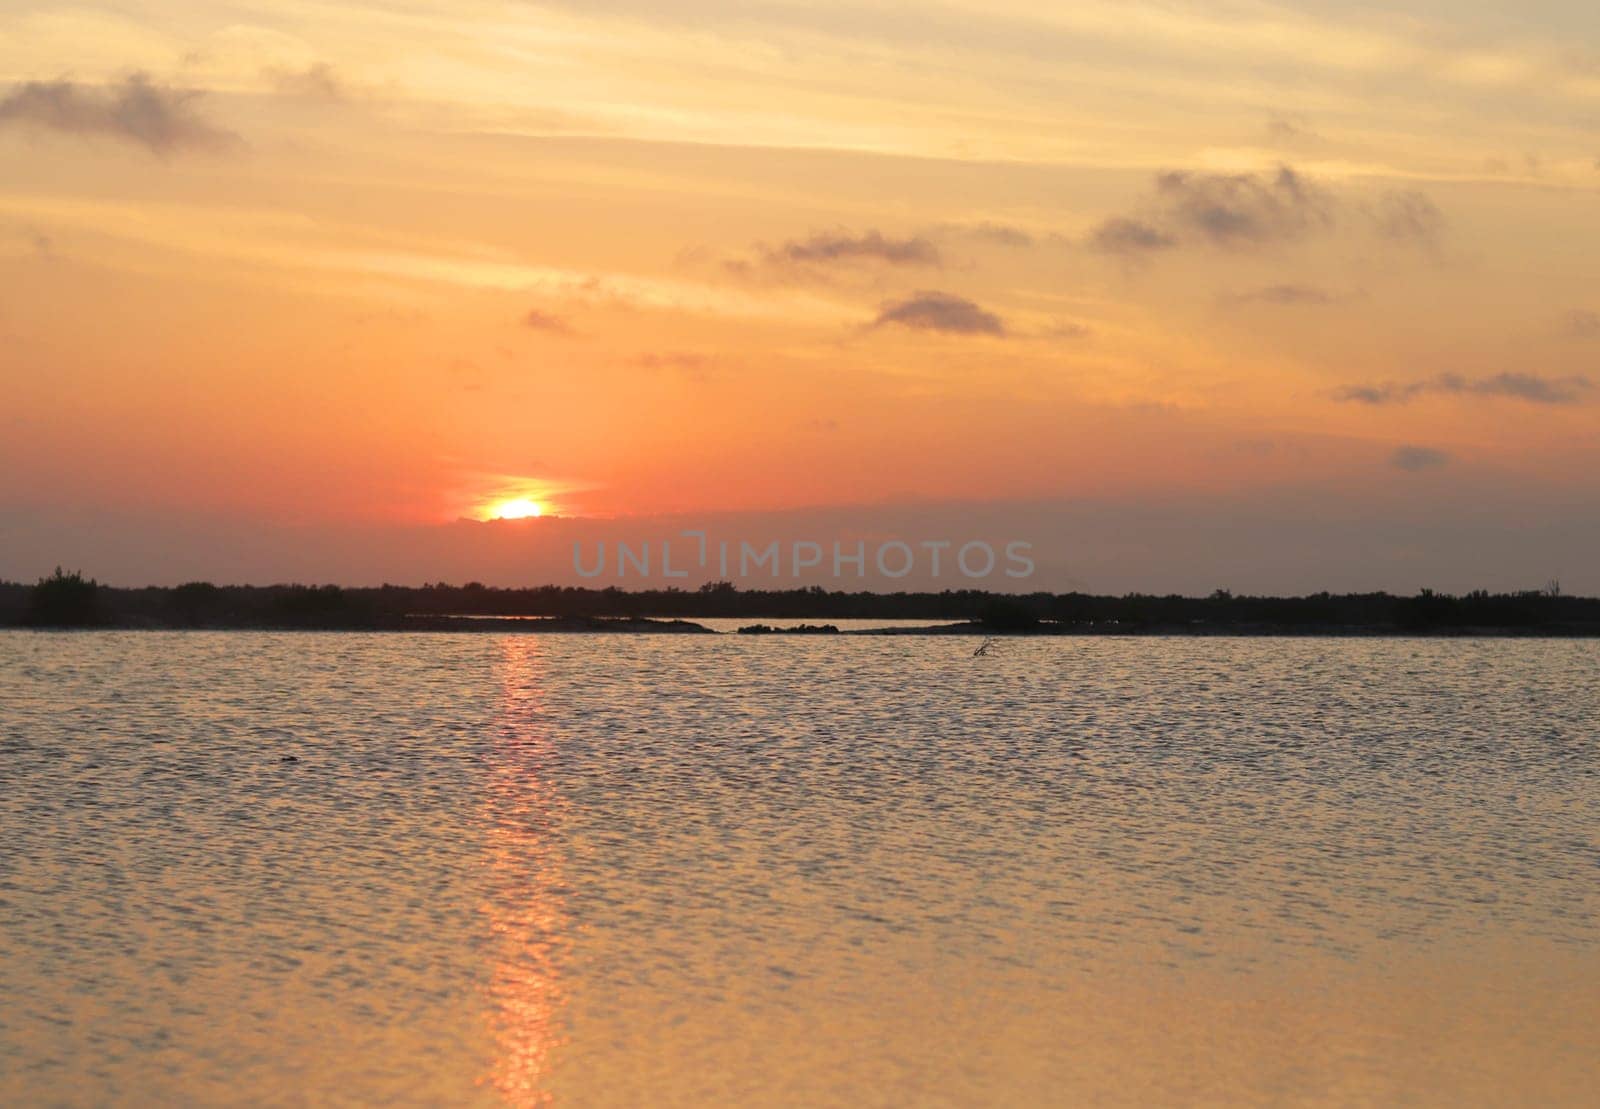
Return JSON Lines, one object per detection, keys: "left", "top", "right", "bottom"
{"left": 22, "top": 568, "right": 104, "bottom": 627}
{"left": 1, "top": 576, "right": 1597, "bottom": 634}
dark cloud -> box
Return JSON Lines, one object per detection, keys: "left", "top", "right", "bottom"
{"left": 1372, "top": 189, "right": 1444, "bottom": 246}
{"left": 1466, "top": 372, "right": 1592, "bottom": 403}
{"left": 765, "top": 229, "right": 940, "bottom": 267}
{"left": 1233, "top": 284, "right": 1336, "bottom": 306}
{"left": 1390, "top": 445, "right": 1449, "bottom": 472}
{"left": 267, "top": 63, "right": 345, "bottom": 101}
{"left": 0, "top": 74, "right": 236, "bottom": 156}
{"left": 1087, "top": 217, "right": 1175, "bottom": 254}
{"left": 1335, "top": 372, "right": 1593, "bottom": 406}
{"left": 522, "top": 309, "right": 572, "bottom": 334}
{"left": 871, "top": 291, "right": 1004, "bottom": 336}
{"left": 1563, "top": 309, "right": 1600, "bottom": 338}
{"left": 1336, "top": 383, "right": 1405, "bottom": 404}
{"left": 1090, "top": 165, "right": 1442, "bottom": 258}
{"left": 1153, "top": 165, "right": 1333, "bottom": 247}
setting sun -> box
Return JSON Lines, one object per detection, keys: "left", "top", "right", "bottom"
{"left": 489, "top": 498, "right": 544, "bottom": 521}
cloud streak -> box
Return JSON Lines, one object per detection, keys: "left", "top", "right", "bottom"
{"left": 1153, "top": 166, "right": 1333, "bottom": 247}
{"left": 1390, "top": 445, "right": 1449, "bottom": 471}
{"left": 955, "top": 222, "right": 1035, "bottom": 247}
{"left": 762, "top": 228, "right": 940, "bottom": 268}
{"left": 267, "top": 63, "right": 346, "bottom": 102}
{"left": 871, "top": 291, "right": 1004, "bottom": 336}
{"left": 522, "top": 309, "right": 574, "bottom": 336}
{"left": 1232, "top": 284, "right": 1337, "bottom": 306}
{"left": 1564, "top": 309, "right": 1600, "bottom": 338}
{"left": 1371, "top": 190, "right": 1444, "bottom": 247}
{"left": 1088, "top": 165, "right": 1444, "bottom": 257}
{"left": 1336, "top": 372, "right": 1593, "bottom": 406}
{"left": 0, "top": 74, "right": 236, "bottom": 156}
{"left": 1087, "top": 216, "right": 1175, "bottom": 254}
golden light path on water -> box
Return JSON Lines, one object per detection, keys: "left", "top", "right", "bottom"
{"left": 1, "top": 634, "right": 1598, "bottom": 1105}
{"left": 482, "top": 639, "right": 568, "bottom": 1106}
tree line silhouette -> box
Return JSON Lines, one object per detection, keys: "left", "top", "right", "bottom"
{"left": 4, "top": 571, "right": 1599, "bottom": 633}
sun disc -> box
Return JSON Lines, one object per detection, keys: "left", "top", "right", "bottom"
{"left": 490, "top": 498, "right": 543, "bottom": 520}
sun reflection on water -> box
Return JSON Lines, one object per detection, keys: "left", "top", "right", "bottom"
{"left": 481, "top": 639, "right": 570, "bottom": 1106}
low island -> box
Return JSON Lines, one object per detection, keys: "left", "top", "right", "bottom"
{"left": 5, "top": 570, "right": 1599, "bottom": 636}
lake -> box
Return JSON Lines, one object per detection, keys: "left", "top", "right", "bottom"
{"left": 2, "top": 632, "right": 1597, "bottom": 1106}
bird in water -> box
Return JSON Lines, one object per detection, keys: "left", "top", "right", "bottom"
{"left": 973, "top": 636, "right": 997, "bottom": 657}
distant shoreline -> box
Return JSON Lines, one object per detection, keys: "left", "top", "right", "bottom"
{"left": 8, "top": 615, "right": 1600, "bottom": 637}
{"left": 7, "top": 577, "right": 1600, "bottom": 635}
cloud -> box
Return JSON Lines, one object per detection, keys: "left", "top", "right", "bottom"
{"left": 1265, "top": 114, "right": 1321, "bottom": 146}
{"left": 1232, "top": 284, "right": 1336, "bottom": 306}
{"left": 267, "top": 63, "right": 345, "bottom": 101}
{"left": 871, "top": 291, "right": 1004, "bottom": 336}
{"left": 762, "top": 229, "right": 940, "bottom": 268}
{"left": 1372, "top": 189, "right": 1444, "bottom": 246}
{"left": 956, "top": 222, "right": 1034, "bottom": 247}
{"left": 1087, "top": 217, "right": 1176, "bottom": 254}
{"left": 0, "top": 74, "right": 236, "bottom": 156}
{"left": 1049, "top": 321, "right": 1092, "bottom": 339}
{"left": 1564, "top": 309, "right": 1600, "bottom": 338}
{"left": 1335, "top": 372, "right": 1593, "bottom": 406}
{"left": 1090, "top": 165, "right": 1441, "bottom": 258}
{"left": 632, "top": 351, "right": 721, "bottom": 381}
{"left": 1336, "top": 383, "right": 1412, "bottom": 404}
{"left": 1153, "top": 165, "right": 1333, "bottom": 247}
{"left": 1390, "top": 445, "right": 1449, "bottom": 471}
{"left": 1466, "top": 372, "right": 1592, "bottom": 403}
{"left": 522, "top": 308, "right": 573, "bottom": 334}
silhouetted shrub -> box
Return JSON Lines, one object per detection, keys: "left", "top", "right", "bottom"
{"left": 265, "top": 584, "right": 373, "bottom": 627}
{"left": 24, "top": 567, "right": 104, "bottom": 627}
{"left": 1396, "top": 588, "right": 1462, "bottom": 630}
{"left": 979, "top": 598, "right": 1039, "bottom": 631}
{"left": 167, "top": 581, "right": 225, "bottom": 625}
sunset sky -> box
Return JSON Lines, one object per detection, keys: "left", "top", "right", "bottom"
{"left": 4, "top": 0, "right": 1600, "bottom": 591}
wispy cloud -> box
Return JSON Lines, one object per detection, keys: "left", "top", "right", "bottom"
{"left": 1089, "top": 165, "right": 1443, "bottom": 257}
{"left": 1265, "top": 114, "right": 1321, "bottom": 147}
{"left": 1390, "top": 445, "right": 1449, "bottom": 471}
{"left": 1231, "top": 284, "right": 1337, "bottom": 306}
{"left": 1087, "top": 216, "right": 1175, "bottom": 254}
{"left": 1564, "top": 309, "right": 1600, "bottom": 338}
{"left": 631, "top": 351, "right": 722, "bottom": 381}
{"left": 1153, "top": 166, "right": 1333, "bottom": 248}
{"left": 522, "top": 308, "right": 573, "bottom": 334}
{"left": 1371, "top": 189, "right": 1444, "bottom": 247}
{"left": 871, "top": 291, "right": 1004, "bottom": 336}
{"left": 1336, "top": 372, "right": 1593, "bottom": 406}
{"left": 757, "top": 228, "right": 940, "bottom": 268}
{"left": 267, "top": 63, "right": 346, "bottom": 102}
{"left": 0, "top": 74, "right": 236, "bottom": 156}
{"left": 952, "top": 222, "right": 1035, "bottom": 248}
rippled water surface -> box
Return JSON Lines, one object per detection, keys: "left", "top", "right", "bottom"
{"left": 2, "top": 632, "right": 1598, "bottom": 1106}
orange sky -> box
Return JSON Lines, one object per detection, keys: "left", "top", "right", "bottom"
{"left": 3, "top": 1, "right": 1600, "bottom": 589}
